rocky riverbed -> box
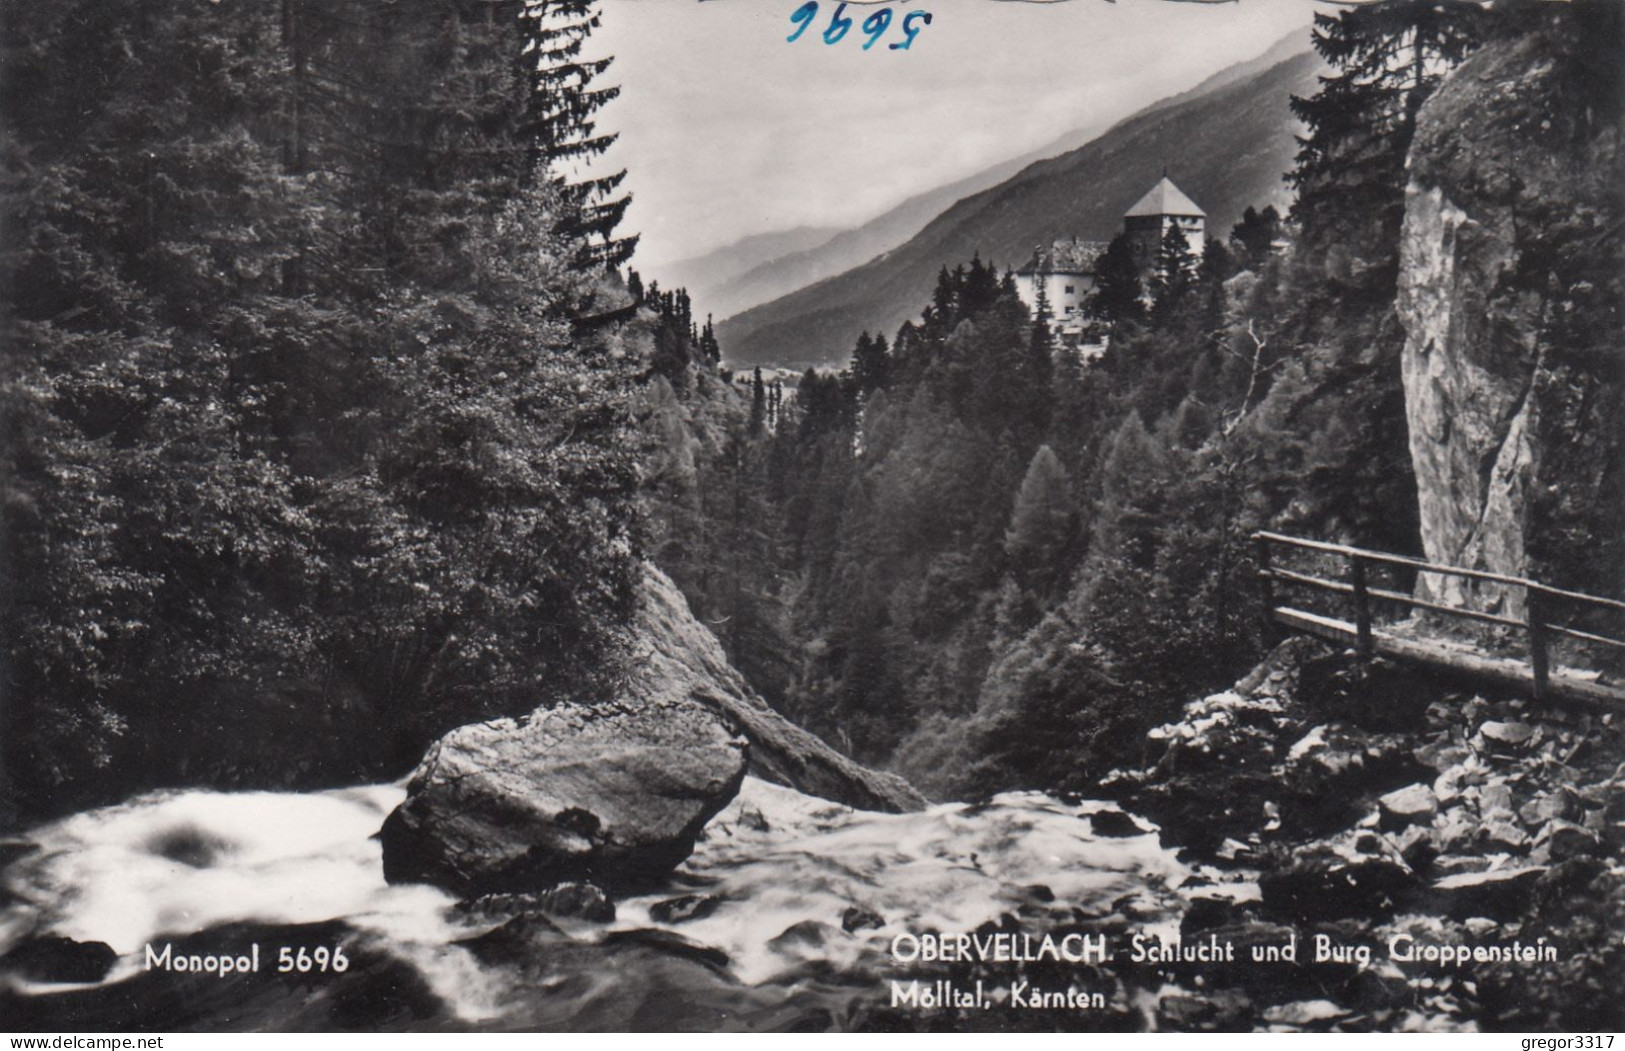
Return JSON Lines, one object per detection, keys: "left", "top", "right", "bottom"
{"left": 2, "top": 633, "right": 1619, "bottom": 1032}
{"left": 1103, "top": 637, "right": 1625, "bottom": 1031}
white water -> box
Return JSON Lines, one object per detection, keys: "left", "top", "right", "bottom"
{"left": 617, "top": 780, "right": 1192, "bottom": 984}
{"left": 3, "top": 777, "right": 1201, "bottom": 1023}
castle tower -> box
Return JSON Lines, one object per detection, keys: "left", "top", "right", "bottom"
{"left": 1122, "top": 176, "right": 1206, "bottom": 273}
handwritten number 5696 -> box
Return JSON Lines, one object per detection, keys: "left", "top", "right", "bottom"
{"left": 787, "top": 3, "right": 932, "bottom": 51}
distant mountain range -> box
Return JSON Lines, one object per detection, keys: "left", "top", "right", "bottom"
{"left": 654, "top": 226, "right": 842, "bottom": 313}
{"left": 716, "top": 34, "right": 1326, "bottom": 370}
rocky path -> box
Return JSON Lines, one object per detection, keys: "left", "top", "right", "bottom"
{"left": 1105, "top": 637, "right": 1624, "bottom": 1030}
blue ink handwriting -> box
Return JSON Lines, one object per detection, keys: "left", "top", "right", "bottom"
{"left": 787, "top": 3, "right": 933, "bottom": 50}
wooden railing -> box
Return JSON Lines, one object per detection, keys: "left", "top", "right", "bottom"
{"left": 1254, "top": 531, "right": 1625, "bottom": 706}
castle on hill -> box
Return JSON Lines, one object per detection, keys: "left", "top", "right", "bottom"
{"left": 1013, "top": 175, "right": 1206, "bottom": 337}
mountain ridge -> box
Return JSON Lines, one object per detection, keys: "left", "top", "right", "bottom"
{"left": 692, "top": 27, "right": 1313, "bottom": 324}
{"left": 655, "top": 225, "right": 843, "bottom": 310}
{"left": 687, "top": 28, "right": 1314, "bottom": 325}
{"left": 717, "top": 45, "right": 1326, "bottom": 370}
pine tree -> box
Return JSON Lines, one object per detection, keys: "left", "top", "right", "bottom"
{"left": 1024, "top": 288, "right": 1056, "bottom": 439}
{"left": 1149, "top": 223, "right": 1197, "bottom": 324}
{"left": 851, "top": 331, "right": 891, "bottom": 397}
{"left": 1, "top": 0, "right": 643, "bottom": 816}
{"left": 1005, "top": 445, "right": 1075, "bottom": 596}
{"left": 750, "top": 367, "right": 768, "bottom": 436}
{"left": 1288, "top": 0, "right": 1485, "bottom": 298}
{"left": 961, "top": 254, "right": 1002, "bottom": 318}
{"left": 1031, "top": 281, "right": 1056, "bottom": 362}
{"left": 1229, "top": 204, "right": 1283, "bottom": 270}
{"left": 1197, "top": 238, "right": 1233, "bottom": 344}
{"left": 1089, "top": 233, "right": 1144, "bottom": 326}
{"left": 700, "top": 314, "right": 721, "bottom": 362}
{"left": 522, "top": 0, "right": 637, "bottom": 268}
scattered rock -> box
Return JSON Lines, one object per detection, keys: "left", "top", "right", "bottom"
{"left": 649, "top": 894, "right": 722, "bottom": 925}
{"left": 1479, "top": 821, "right": 1529, "bottom": 853}
{"left": 1518, "top": 790, "right": 1577, "bottom": 828}
{"left": 1262, "top": 999, "right": 1351, "bottom": 1028}
{"left": 1432, "top": 854, "right": 1492, "bottom": 876}
{"left": 1431, "top": 866, "right": 1546, "bottom": 920}
{"left": 455, "top": 885, "right": 616, "bottom": 925}
{"left": 1395, "top": 825, "right": 1439, "bottom": 870}
{"left": 1159, "top": 989, "right": 1253, "bottom": 1031}
{"left": 380, "top": 698, "right": 748, "bottom": 895}
{"left": 1158, "top": 993, "right": 1220, "bottom": 1030}
{"left": 0, "top": 935, "right": 118, "bottom": 984}
{"left": 1435, "top": 817, "right": 1479, "bottom": 854}
{"left": 1090, "top": 809, "right": 1149, "bottom": 838}
{"left": 1285, "top": 725, "right": 1433, "bottom": 802}
{"left": 736, "top": 804, "right": 771, "bottom": 833}
{"left": 1379, "top": 784, "right": 1438, "bottom": 830}
{"left": 1478, "top": 721, "right": 1536, "bottom": 748}
{"left": 1532, "top": 857, "right": 1606, "bottom": 908}
{"left": 1477, "top": 782, "right": 1516, "bottom": 818}
{"left": 1575, "top": 781, "right": 1613, "bottom": 809}
{"left": 841, "top": 906, "right": 884, "bottom": 933}
{"left": 1535, "top": 820, "right": 1602, "bottom": 861}
{"left": 1260, "top": 848, "right": 1416, "bottom": 922}
{"left": 1179, "top": 896, "right": 1241, "bottom": 935}
{"left": 456, "top": 914, "right": 565, "bottom": 968}
{"left": 1414, "top": 739, "right": 1470, "bottom": 773}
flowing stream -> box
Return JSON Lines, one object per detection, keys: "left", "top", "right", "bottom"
{"left": 2, "top": 777, "right": 1215, "bottom": 1029}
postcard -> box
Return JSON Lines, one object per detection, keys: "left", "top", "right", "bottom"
{"left": 1, "top": 0, "right": 1620, "bottom": 1036}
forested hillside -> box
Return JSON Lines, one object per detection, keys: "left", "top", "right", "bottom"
{"left": 717, "top": 46, "right": 1323, "bottom": 369}
{"left": 652, "top": 0, "right": 1619, "bottom": 799}
{"left": 0, "top": 0, "right": 643, "bottom": 819}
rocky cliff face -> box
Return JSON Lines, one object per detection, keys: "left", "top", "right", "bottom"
{"left": 632, "top": 565, "right": 926, "bottom": 813}
{"left": 1397, "top": 13, "right": 1623, "bottom": 615}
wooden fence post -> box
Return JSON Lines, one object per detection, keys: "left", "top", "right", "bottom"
{"left": 1261, "top": 536, "right": 1274, "bottom": 617}
{"left": 1255, "top": 534, "right": 1278, "bottom": 641}
{"left": 1350, "top": 554, "right": 1373, "bottom": 658}
{"left": 1527, "top": 586, "right": 1551, "bottom": 703}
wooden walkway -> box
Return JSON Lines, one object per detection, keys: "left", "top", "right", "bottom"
{"left": 1255, "top": 531, "right": 1625, "bottom": 710}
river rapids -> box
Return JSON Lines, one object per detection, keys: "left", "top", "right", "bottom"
{"left": 0, "top": 777, "right": 1229, "bottom": 1031}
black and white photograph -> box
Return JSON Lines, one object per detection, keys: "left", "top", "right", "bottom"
{"left": 1, "top": 0, "right": 1621, "bottom": 1035}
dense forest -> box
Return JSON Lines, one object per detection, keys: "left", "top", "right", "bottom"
{"left": 643, "top": 0, "right": 1621, "bottom": 800}
{"left": 0, "top": 0, "right": 646, "bottom": 819}
{"left": 2, "top": 0, "right": 1616, "bottom": 823}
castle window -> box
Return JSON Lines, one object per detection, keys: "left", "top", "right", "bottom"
{"left": 1064, "top": 284, "right": 1075, "bottom": 294}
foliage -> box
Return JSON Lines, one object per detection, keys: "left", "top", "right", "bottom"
{"left": 1088, "top": 233, "right": 1144, "bottom": 325}
{"left": 1, "top": 0, "right": 641, "bottom": 817}
{"left": 1288, "top": 0, "right": 1486, "bottom": 301}
{"left": 641, "top": 0, "right": 1549, "bottom": 803}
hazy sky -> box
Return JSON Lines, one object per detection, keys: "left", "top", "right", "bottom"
{"left": 585, "top": 0, "right": 1322, "bottom": 271}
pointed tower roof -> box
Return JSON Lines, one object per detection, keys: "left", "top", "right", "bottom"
{"left": 1124, "top": 177, "right": 1206, "bottom": 219}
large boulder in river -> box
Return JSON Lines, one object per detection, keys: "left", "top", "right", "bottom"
{"left": 380, "top": 698, "right": 747, "bottom": 895}
{"left": 633, "top": 565, "right": 924, "bottom": 812}
{"left": 379, "top": 562, "right": 919, "bottom": 896}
